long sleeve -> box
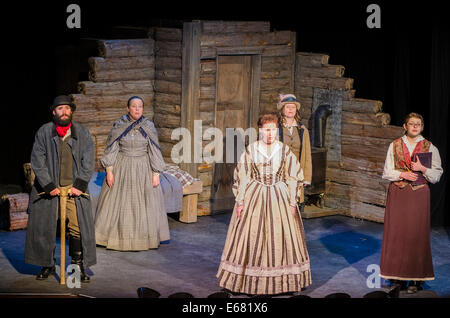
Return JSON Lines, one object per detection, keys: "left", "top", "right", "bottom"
{"left": 300, "top": 127, "right": 312, "bottom": 185}
{"left": 285, "top": 148, "right": 304, "bottom": 206}
{"left": 382, "top": 142, "right": 403, "bottom": 182}
{"left": 73, "top": 127, "right": 95, "bottom": 192}
{"left": 30, "top": 127, "right": 56, "bottom": 193}
{"left": 146, "top": 121, "right": 166, "bottom": 173}
{"left": 233, "top": 149, "right": 251, "bottom": 204}
{"left": 423, "top": 143, "right": 443, "bottom": 184}
{"left": 100, "top": 139, "right": 119, "bottom": 171}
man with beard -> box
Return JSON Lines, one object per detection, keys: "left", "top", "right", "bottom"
{"left": 25, "top": 95, "right": 96, "bottom": 283}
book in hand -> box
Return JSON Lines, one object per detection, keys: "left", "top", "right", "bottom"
{"left": 411, "top": 152, "right": 432, "bottom": 186}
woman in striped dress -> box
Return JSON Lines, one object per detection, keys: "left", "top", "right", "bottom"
{"left": 217, "top": 113, "right": 312, "bottom": 295}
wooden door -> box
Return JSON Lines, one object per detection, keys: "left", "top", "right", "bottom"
{"left": 211, "top": 55, "right": 252, "bottom": 213}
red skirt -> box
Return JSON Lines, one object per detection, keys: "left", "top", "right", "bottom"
{"left": 380, "top": 183, "right": 434, "bottom": 281}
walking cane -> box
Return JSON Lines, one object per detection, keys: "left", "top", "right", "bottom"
{"left": 37, "top": 190, "right": 89, "bottom": 285}
{"left": 58, "top": 187, "right": 70, "bottom": 285}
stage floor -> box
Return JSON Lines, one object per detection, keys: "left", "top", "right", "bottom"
{"left": 1, "top": 214, "right": 450, "bottom": 298}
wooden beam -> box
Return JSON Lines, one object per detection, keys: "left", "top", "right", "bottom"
{"left": 181, "top": 21, "right": 201, "bottom": 177}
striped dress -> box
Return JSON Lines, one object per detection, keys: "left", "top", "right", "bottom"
{"left": 217, "top": 140, "right": 312, "bottom": 295}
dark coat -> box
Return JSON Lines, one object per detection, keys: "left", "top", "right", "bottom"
{"left": 25, "top": 121, "right": 97, "bottom": 267}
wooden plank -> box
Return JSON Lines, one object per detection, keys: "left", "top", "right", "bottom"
{"left": 89, "top": 56, "right": 154, "bottom": 72}
{"left": 296, "top": 86, "right": 314, "bottom": 99}
{"left": 71, "top": 93, "right": 154, "bottom": 110}
{"left": 299, "top": 65, "right": 345, "bottom": 78}
{"left": 324, "top": 196, "right": 385, "bottom": 223}
{"left": 78, "top": 80, "right": 154, "bottom": 96}
{"left": 154, "top": 113, "right": 181, "bottom": 128}
{"left": 296, "top": 52, "right": 330, "bottom": 67}
{"left": 199, "top": 99, "right": 215, "bottom": 112}
{"left": 155, "top": 41, "right": 182, "bottom": 57}
{"left": 98, "top": 39, "right": 155, "bottom": 58}
{"left": 260, "top": 78, "right": 291, "bottom": 91}
{"left": 200, "top": 31, "right": 292, "bottom": 47}
{"left": 156, "top": 127, "right": 177, "bottom": 144}
{"left": 154, "top": 80, "right": 181, "bottom": 94}
{"left": 342, "top": 90, "right": 356, "bottom": 100}
{"left": 201, "top": 21, "right": 270, "bottom": 34}
{"left": 156, "top": 56, "right": 182, "bottom": 70}
{"left": 200, "top": 74, "right": 216, "bottom": 86}
{"left": 199, "top": 85, "right": 215, "bottom": 99}
{"left": 261, "top": 70, "right": 292, "bottom": 80}
{"left": 250, "top": 54, "right": 262, "bottom": 129}
{"left": 289, "top": 31, "right": 296, "bottom": 93}
{"left": 181, "top": 21, "right": 201, "bottom": 177}
{"left": 200, "top": 44, "right": 291, "bottom": 59}
{"left": 342, "top": 98, "right": 383, "bottom": 113}
{"left": 340, "top": 155, "right": 385, "bottom": 175}
{"left": 89, "top": 68, "right": 155, "bottom": 82}
{"left": 154, "top": 102, "right": 181, "bottom": 116}
{"left": 198, "top": 170, "right": 213, "bottom": 187}
{"left": 200, "top": 60, "right": 216, "bottom": 74}
{"left": 341, "top": 111, "right": 391, "bottom": 127}
{"left": 341, "top": 123, "right": 404, "bottom": 140}
{"left": 155, "top": 69, "right": 182, "bottom": 83}
{"left": 261, "top": 56, "right": 292, "bottom": 71}
{"left": 341, "top": 135, "right": 391, "bottom": 162}
{"left": 75, "top": 107, "right": 154, "bottom": 124}
{"left": 297, "top": 76, "right": 354, "bottom": 90}
{"left": 326, "top": 167, "right": 388, "bottom": 192}
{"left": 183, "top": 180, "right": 203, "bottom": 195}
{"left": 155, "top": 92, "right": 181, "bottom": 105}
{"left": 153, "top": 27, "right": 183, "bottom": 42}
{"left": 180, "top": 194, "right": 199, "bottom": 223}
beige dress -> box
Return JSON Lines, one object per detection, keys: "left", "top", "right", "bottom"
{"left": 217, "top": 140, "right": 312, "bottom": 295}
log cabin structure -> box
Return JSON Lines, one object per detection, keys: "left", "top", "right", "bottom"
{"left": 70, "top": 20, "right": 404, "bottom": 224}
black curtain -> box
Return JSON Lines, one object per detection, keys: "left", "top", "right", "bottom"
{"left": 429, "top": 21, "right": 450, "bottom": 226}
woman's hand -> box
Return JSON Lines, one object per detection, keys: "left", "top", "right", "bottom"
{"left": 290, "top": 205, "right": 297, "bottom": 217}
{"left": 106, "top": 171, "right": 114, "bottom": 188}
{"left": 400, "top": 171, "right": 418, "bottom": 182}
{"left": 152, "top": 174, "right": 160, "bottom": 187}
{"left": 236, "top": 203, "right": 244, "bottom": 219}
{"left": 411, "top": 157, "right": 427, "bottom": 173}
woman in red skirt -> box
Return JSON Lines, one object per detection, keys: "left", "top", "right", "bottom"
{"left": 380, "top": 112, "right": 443, "bottom": 294}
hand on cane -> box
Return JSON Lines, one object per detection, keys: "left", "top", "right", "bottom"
{"left": 49, "top": 188, "right": 60, "bottom": 196}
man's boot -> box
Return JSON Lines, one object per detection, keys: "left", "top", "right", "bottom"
{"left": 36, "top": 266, "right": 56, "bottom": 280}
{"left": 70, "top": 236, "right": 90, "bottom": 283}
{"left": 36, "top": 248, "right": 56, "bottom": 280}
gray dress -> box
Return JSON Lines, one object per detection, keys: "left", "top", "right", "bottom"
{"left": 94, "top": 115, "right": 170, "bottom": 251}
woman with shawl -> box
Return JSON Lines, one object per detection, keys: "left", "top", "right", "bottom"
{"left": 94, "top": 96, "right": 170, "bottom": 251}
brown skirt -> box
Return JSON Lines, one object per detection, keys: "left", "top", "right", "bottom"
{"left": 380, "top": 182, "right": 434, "bottom": 281}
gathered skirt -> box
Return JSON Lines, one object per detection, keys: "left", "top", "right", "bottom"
{"left": 380, "top": 183, "right": 434, "bottom": 281}
{"left": 217, "top": 180, "right": 312, "bottom": 295}
{"left": 94, "top": 152, "right": 170, "bottom": 251}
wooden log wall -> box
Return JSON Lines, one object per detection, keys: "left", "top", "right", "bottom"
{"left": 150, "top": 27, "right": 183, "bottom": 164}
{"left": 195, "top": 21, "right": 296, "bottom": 215}
{"left": 1, "top": 193, "right": 29, "bottom": 231}
{"left": 294, "top": 52, "right": 404, "bottom": 222}
{"left": 72, "top": 38, "right": 156, "bottom": 171}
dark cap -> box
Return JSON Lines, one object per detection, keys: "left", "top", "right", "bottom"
{"left": 51, "top": 95, "right": 76, "bottom": 111}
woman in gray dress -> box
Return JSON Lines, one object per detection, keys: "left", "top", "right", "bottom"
{"left": 94, "top": 96, "right": 170, "bottom": 251}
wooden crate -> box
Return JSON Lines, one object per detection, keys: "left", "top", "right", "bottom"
{"left": 1, "top": 193, "right": 29, "bottom": 231}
